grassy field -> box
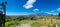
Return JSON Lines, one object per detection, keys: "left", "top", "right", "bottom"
{"left": 5, "top": 16, "right": 60, "bottom": 27}
{"left": 31, "top": 19, "right": 60, "bottom": 27}
{"left": 16, "top": 19, "right": 60, "bottom": 27}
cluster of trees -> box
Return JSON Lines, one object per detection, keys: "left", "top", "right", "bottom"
{"left": 6, "top": 15, "right": 39, "bottom": 22}
{"left": 6, "top": 16, "right": 28, "bottom": 21}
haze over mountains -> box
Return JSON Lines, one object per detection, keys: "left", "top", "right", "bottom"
{"left": 6, "top": 12, "right": 55, "bottom": 16}
{"left": 36, "top": 12, "right": 53, "bottom": 16}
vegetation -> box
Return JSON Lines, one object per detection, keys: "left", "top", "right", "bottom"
{"left": 58, "top": 13, "right": 60, "bottom": 17}
{"left": 58, "top": 23, "right": 60, "bottom": 27}
{"left": 53, "top": 24, "right": 56, "bottom": 27}
{"left": 5, "top": 15, "right": 60, "bottom": 27}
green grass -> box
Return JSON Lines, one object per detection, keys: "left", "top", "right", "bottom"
{"left": 20, "top": 20, "right": 32, "bottom": 24}
{"left": 58, "top": 23, "right": 60, "bottom": 27}
{"left": 5, "top": 20, "right": 20, "bottom": 27}
{"left": 9, "top": 19, "right": 59, "bottom": 27}
{"left": 31, "top": 22, "right": 41, "bottom": 27}
{"left": 5, "top": 16, "right": 60, "bottom": 27}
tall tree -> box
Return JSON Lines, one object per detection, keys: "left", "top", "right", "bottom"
{"left": 58, "top": 13, "right": 60, "bottom": 17}
{"left": 0, "top": 1, "right": 7, "bottom": 27}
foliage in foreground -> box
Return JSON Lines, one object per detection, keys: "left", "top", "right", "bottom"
{"left": 5, "top": 15, "right": 60, "bottom": 27}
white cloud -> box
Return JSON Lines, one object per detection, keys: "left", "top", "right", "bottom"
{"left": 23, "top": 0, "right": 36, "bottom": 9}
{"left": 57, "top": 8, "right": 60, "bottom": 12}
{"left": 45, "top": 12, "right": 52, "bottom": 14}
{"left": 45, "top": 11, "right": 57, "bottom": 15}
{"left": 33, "top": 9, "right": 39, "bottom": 12}
{"left": 23, "top": 5, "right": 33, "bottom": 9}
{"left": 45, "top": 10, "right": 55, "bottom": 14}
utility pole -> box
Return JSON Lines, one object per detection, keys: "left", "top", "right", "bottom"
{"left": 0, "top": 1, "right": 7, "bottom": 27}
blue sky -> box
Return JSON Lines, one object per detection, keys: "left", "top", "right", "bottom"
{"left": 0, "top": 0, "right": 60, "bottom": 15}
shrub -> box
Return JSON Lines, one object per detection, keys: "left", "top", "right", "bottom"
{"left": 53, "top": 24, "right": 56, "bottom": 27}
{"left": 48, "top": 24, "right": 51, "bottom": 27}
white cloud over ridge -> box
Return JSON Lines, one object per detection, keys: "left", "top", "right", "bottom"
{"left": 23, "top": 0, "right": 36, "bottom": 9}
{"left": 33, "top": 9, "right": 39, "bottom": 12}
{"left": 45, "top": 10, "right": 57, "bottom": 15}
{"left": 45, "top": 12, "right": 52, "bottom": 14}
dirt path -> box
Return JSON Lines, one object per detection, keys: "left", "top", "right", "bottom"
{"left": 16, "top": 21, "right": 36, "bottom": 27}
{"left": 16, "top": 23, "right": 31, "bottom": 27}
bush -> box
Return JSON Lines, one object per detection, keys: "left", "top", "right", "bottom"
{"left": 53, "top": 24, "right": 56, "bottom": 27}
{"left": 17, "top": 16, "right": 30, "bottom": 20}
{"left": 48, "top": 24, "right": 51, "bottom": 27}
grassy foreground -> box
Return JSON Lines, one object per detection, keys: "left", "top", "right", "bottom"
{"left": 5, "top": 16, "right": 60, "bottom": 27}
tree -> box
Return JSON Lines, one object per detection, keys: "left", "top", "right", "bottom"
{"left": 0, "top": 1, "right": 7, "bottom": 27}
{"left": 17, "top": 16, "right": 25, "bottom": 20}
{"left": 58, "top": 13, "right": 60, "bottom": 17}
{"left": 6, "top": 16, "right": 11, "bottom": 22}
